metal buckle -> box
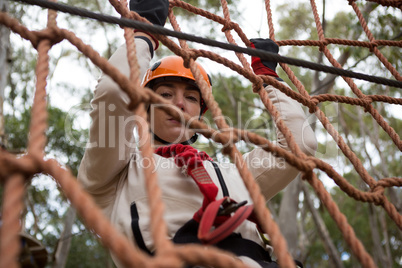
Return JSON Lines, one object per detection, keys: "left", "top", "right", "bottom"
{"left": 217, "top": 198, "right": 248, "bottom": 216}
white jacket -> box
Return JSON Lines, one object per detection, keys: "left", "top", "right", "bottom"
{"left": 78, "top": 38, "right": 317, "bottom": 266}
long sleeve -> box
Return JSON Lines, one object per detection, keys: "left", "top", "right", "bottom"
{"left": 77, "top": 39, "right": 152, "bottom": 203}
{"left": 243, "top": 82, "right": 317, "bottom": 200}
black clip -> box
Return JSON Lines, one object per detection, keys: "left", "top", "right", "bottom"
{"left": 218, "top": 199, "right": 248, "bottom": 216}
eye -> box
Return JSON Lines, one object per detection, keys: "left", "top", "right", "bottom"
{"left": 160, "top": 92, "right": 172, "bottom": 98}
{"left": 186, "top": 95, "right": 199, "bottom": 102}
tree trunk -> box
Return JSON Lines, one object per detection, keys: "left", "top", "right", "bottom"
{"left": 53, "top": 207, "right": 76, "bottom": 268}
{"left": 0, "top": 0, "right": 10, "bottom": 148}
{"left": 302, "top": 183, "right": 344, "bottom": 268}
{"left": 379, "top": 209, "right": 393, "bottom": 268}
{"left": 278, "top": 176, "right": 301, "bottom": 257}
{"left": 368, "top": 204, "right": 388, "bottom": 267}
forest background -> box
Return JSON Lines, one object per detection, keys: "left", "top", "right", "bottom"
{"left": 0, "top": 0, "right": 400, "bottom": 267}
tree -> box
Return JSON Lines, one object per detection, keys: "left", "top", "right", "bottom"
{"left": 2, "top": 0, "right": 118, "bottom": 266}
{"left": 0, "top": 0, "right": 10, "bottom": 148}
{"left": 1, "top": 0, "right": 400, "bottom": 267}
{"left": 271, "top": 2, "right": 401, "bottom": 267}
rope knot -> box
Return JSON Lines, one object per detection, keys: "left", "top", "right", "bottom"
{"left": 252, "top": 81, "right": 264, "bottom": 93}
{"left": 309, "top": 97, "right": 320, "bottom": 114}
{"left": 371, "top": 184, "right": 385, "bottom": 195}
{"left": 128, "top": 87, "right": 150, "bottom": 110}
{"left": 32, "top": 27, "right": 64, "bottom": 49}
{"left": 246, "top": 67, "right": 264, "bottom": 93}
{"left": 298, "top": 156, "right": 317, "bottom": 175}
{"left": 221, "top": 22, "right": 234, "bottom": 32}
{"left": 180, "top": 51, "right": 197, "bottom": 69}
{"left": 368, "top": 41, "right": 378, "bottom": 52}
{"left": 362, "top": 96, "right": 372, "bottom": 103}
{"left": 368, "top": 183, "right": 386, "bottom": 205}
{"left": 319, "top": 40, "right": 329, "bottom": 52}
{"left": 361, "top": 96, "right": 372, "bottom": 113}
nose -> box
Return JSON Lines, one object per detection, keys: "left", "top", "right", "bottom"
{"left": 173, "top": 93, "right": 185, "bottom": 111}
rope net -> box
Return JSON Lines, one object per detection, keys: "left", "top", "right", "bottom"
{"left": 0, "top": 0, "right": 401, "bottom": 267}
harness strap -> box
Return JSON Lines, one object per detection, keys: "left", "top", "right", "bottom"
{"left": 155, "top": 144, "right": 259, "bottom": 245}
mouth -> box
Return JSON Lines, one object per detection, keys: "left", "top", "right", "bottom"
{"left": 168, "top": 118, "right": 182, "bottom": 124}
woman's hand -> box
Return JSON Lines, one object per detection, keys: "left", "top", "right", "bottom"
{"left": 130, "top": 0, "right": 169, "bottom": 26}
{"left": 249, "top": 38, "right": 280, "bottom": 78}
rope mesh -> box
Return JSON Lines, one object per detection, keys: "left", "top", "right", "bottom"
{"left": 0, "top": 0, "right": 401, "bottom": 267}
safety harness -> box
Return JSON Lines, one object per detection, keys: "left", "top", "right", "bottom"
{"left": 131, "top": 144, "right": 304, "bottom": 267}
{"left": 154, "top": 144, "right": 258, "bottom": 245}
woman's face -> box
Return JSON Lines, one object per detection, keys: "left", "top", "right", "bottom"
{"left": 150, "top": 81, "right": 202, "bottom": 145}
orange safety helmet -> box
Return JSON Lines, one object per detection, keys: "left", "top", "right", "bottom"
{"left": 142, "top": 56, "right": 212, "bottom": 114}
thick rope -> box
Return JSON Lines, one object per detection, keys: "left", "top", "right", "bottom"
{"left": 8, "top": 0, "right": 402, "bottom": 88}
{"left": 0, "top": 174, "right": 25, "bottom": 268}
{"left": 0, "top": 0, "right": 401, "bottom": 268}
{"left": 121, "top": 0, "right": 175, "bottom": 255}
{"left": 27, "top": 40, "right": 50, "bottom": 158}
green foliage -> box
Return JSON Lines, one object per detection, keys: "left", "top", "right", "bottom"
{"left": 4, "top": 108, "right": 30, "bottom": 151}
{"left": 194, "top": 74, "right": 275, "bottom": 159}
{"left": 325, "top": 11, "right": 356, "bottom": 39}
{"left": 276, "top": 2, "right": 317, "bottom": 41}
{"left": 204, "top": 74, "right": 256, "bottom": 128}
{"left": 6, "top": 45, "right": 37, "bottom": 110}
{"left": 366, "top": 6, "right": 402, "bottom": 40}
{"left": 65, "top": 224, "right": 115, "bottom": 268}
{"left": 4, "top": 106, "right": 86, "bottom": 175}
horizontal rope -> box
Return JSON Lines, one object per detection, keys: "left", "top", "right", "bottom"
{"left": 12, "top": 0, "right": 402, "bottom": 89}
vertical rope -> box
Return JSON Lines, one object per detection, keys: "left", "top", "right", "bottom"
{"left": 265, "top": 0, "right": 313, "bottom": 101}
{"left": 123, "top": 5, "right": 141, "bottom": 86}
{"left": 220, "top": 0, "right": 250, "bottom": 69}
{"left": 208, "top": 2, "right": 295, "bottom": 266}
{"left": 27, "top": 40, "right": 50, "bottom": 158}
{"left": 305, "top": 173, "right": 377, "bottom": 268}
{"left": 0, "top": 174, "right": 25, "bottom": 268}
{"left": 258, "top": 0, "right": 309, "bottom": 158}
{"left": 265, "top": 0, "right": 275, "bottom": 40}
{"left": 46, "top": 0, "right": 58, "bottom": 28}
{"left": 134, "top": 104, "right": 178, "bottom": 259}
{"left": 119, "top": 0, "right": 175, "bottom": 256}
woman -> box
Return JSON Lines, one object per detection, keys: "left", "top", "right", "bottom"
{"left": 78, "top": 0, "right": 317, "bottom": 267}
